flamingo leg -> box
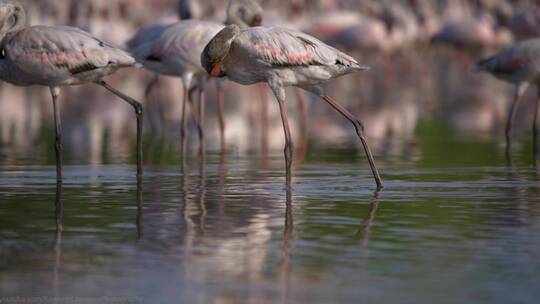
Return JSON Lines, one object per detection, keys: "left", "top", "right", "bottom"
{"left": 198, "top": 88, "right": 206, "bottom": 157}
{"left": 187, "top": 87, "right": 203, "bottom": 139}
{"left": 145, "top": 75, "right": 161, "bottom": 135}
{"left": 180, "top": 86, "right": 189, "bottom": 157}
{"left": 534, "top": 88, "right": 540, "bottom": 165}
{"left": 49, "top": 87, "right": 63, "bottom": 182}
{"left": 506, "top": 84, "right": 528, "bottom": 162}
{"left": 294, "top": 88, "right": 308, "bottom": 164}
{"left": 217, "top": 83, "right": 226, "bottom": 148}
{"left": 321, "top": 95, "right": 383, "bottom": 191}
{"left": 295, "top": 88, "right": 308, "bottom": 134}
{"left": 97, "top": 81, "right": 144, "bottom": 177}
{"left": 276, "top": 97, "right": 294, "bottom": 186}
{"left": 259, "top": 83, "right": 269, "bottom": 158}
{"left": 145, "top": 74, "right": 159, "bottom": 98}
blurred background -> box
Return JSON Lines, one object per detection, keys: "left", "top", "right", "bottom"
{"left": 2, "top": 2, "right": 540, "bottom": 302}
{"left": 1, "top": 0, "right": 540, "bottom": 163}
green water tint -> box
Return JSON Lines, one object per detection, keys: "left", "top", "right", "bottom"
{"left": 0, "top": 121, "right": 539, "bottom": 303}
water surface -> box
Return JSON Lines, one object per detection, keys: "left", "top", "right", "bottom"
{"left": 1, "top": 137, "right": 540, "bottom": 303}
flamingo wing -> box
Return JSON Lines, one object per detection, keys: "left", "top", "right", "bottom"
{"left": 242, "top": 27, "right": 366, "bottom": 70}
{"left": 4, "top": 26, "right": 134, "bottom": 76}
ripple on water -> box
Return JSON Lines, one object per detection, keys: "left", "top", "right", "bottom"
{"left": 1, "top": 155, "right": 540, "bottom": 303}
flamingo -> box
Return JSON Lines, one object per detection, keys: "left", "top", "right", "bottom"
{"left": 201, "top": 25, "right": 384, "bottom": 190}
{"left": 431, "top": 15, "right": 513, "bottom": 52}
{"left": 510, "top": 6, "right": 540, "bottom": 40}
{"left": 129, "top": 0, "right": 262, "bottom": 153}
{"left": 0, "top": 0, "right": 144, "bottom": 181}
{"left": 478, "top": 38, "right": 540, "bottom": 163}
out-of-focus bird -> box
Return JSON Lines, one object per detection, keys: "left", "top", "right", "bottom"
{"left": 431, "top": 15, "right": 513, "bottom": 52}
{"left": 510, "top": 7, "right": 540, "bottom": 40}
{"left": 305, "top": 11, "right": 364, "bottom": 40}
{"left": 202, "top": 25, "right": 383, "bottom": 190}
{"left": 129, "top": 0, "right": 263, "bottom": 152}
{"left": 478, "top": 38, "right": 540, "bottom": 163}
{"left": 0, "top": 0, "right": 144, "bottom": 181}
{"left": 324, "top": 16, "right": 393, "bottom": 53}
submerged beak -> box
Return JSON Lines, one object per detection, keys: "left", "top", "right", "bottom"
{"left": 210, "top": 64, "right": 222, "bottom": 77}
{"left": 251, "top": 15, "right": 262, "bottom": 27}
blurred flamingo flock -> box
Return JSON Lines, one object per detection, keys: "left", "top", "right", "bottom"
{"left": 1, "top": 0, "right": 539, "bottom": 161}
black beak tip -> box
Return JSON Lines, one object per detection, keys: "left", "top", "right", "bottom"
{"left": 251, "top": 15, "right": 262, "bottom": 27}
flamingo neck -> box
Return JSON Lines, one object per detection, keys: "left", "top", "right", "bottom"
{"left": 224, "top": 14, "right": 249, "bottom": 29}
{"left": 0, "top": 1, "right": 26, "bottom": 40}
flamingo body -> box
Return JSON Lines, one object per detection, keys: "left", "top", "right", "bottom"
{"left": 218, "top": 26, "right": 368, "bottom": 88}
{"left": 126, "top": 23, "right": 170, "bottom": 51}
{"left": 478, "top": 39, "right": 540, "bottom": 84}
{"left": 202, "top": 25, "right": 382, "bottom": 190}
{"left": 478, "top": 38, "right": 540, "bottom": 163}
{"left": 1, "top": 25, "right": 135, "bottom": 86}
{"left": 128, "top": 0, "right": 263, "bottom": 154}
{"left": 131, "top": 20, "right": 223, "bottom": 79}
{"left": 0, "top": 0, "right": 144, "bottom": 181}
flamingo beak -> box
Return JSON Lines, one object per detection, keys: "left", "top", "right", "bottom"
{"left": 251, "top": 15, "right": 263, "bottom": 27}
{"left": 210, "top": 64, "right": 222, "bottom": 77}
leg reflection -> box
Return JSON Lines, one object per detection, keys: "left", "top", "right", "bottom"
{"left": 218, "top": 148, "right": 227, "bottom": 217}
{"left": 181, "top": 157, "right": 196, "bottom": 250}
{"left": 279, "top": 187, "right": 293, "bottom": 302}
{"left": 533, "top": 90, "right": 540, "bottom": 166}
{"left": 198, "top": 155, "right": 207, "bottom": 236}
{"left": 53, "top": 182, "right": 63, "bottom": 296}
{"left": 136, "top": 176, "right": 144, "bottom": 240}
{"left": 357, "top": 193, "right": 381, "bottom": 247}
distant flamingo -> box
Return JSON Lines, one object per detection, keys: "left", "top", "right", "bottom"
{"left": 509, "top": 5, "right": 540, "bottom": 40}
{"left": 0, "top": 0, "right": 144, "bottom": 181}
{"left": 478, "top": 38, "right": 540, "bottom": 163}
{"left": 129, "top": 0, "right": 262, "bottom": 153}
{"left": 431, "top": 16, "right": 512, "bottom": 51}
{"left": 202, "top": 25, "right": 383, "bottom": 190}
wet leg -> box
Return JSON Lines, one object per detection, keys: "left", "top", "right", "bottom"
{"left": 321, "top": 95, "right": 383, "bottom": 191}
{"left": 98, "top": 81, "right": 144, "bottom": 177}
{"left": 50, "top": 87, "right": 63, "bottom": 182}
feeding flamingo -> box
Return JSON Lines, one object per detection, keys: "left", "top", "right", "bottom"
{"left": 202, "top": 25, "right": 383, "bottom": 190}
{"left": 128, "top": 0, "right": 262, "bottom": 153}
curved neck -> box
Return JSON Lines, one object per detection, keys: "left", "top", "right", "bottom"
{"left": 224, "top": 1, "right": 249, "bottom": 29}
{"left": 225, "top": 19, "right": 248, "bottom": 29}
{"left": 0, "top": 2, "right": 26, "bottom": 39}
{"left": 224, "top": 13, "right": 249, "bottom": 29}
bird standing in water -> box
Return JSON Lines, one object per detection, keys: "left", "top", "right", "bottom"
{"left": 202, "top": 25, "right": 384, "bottom": 190}
{"left": 478, "top": 38, "right": 540, "bottom": 164}
{"left": 0, "top": 0, "right": 144, "bottom": 181}
{"left": 129, "top": 0, "right": 262, "bottom": 154}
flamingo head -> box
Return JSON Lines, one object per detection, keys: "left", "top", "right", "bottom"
{"left": 226, "top": 0, "right": 263, "bottom": 28}
{"left": 0, "top": 0, "right": 26, "bottom": 38}
{"left": 201, "top": 24, "right": 241, "bottom": 78}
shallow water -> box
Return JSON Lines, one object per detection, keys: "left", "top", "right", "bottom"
{"left": 1, "top": 136, "right": 540, "bottom": 303}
